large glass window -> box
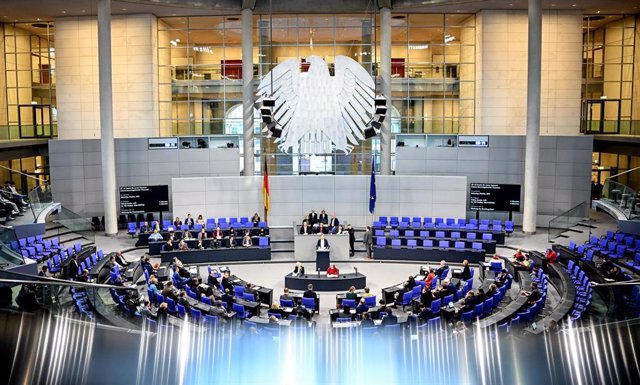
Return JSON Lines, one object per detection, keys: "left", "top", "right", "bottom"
{"left": 158, "top": 13, "right": 475, "bottom": 174}
{"left": 582, "top": 15, "right": 636, "bottom": 135}
{"left": 3, "top": 22, "right": 56, "bottom": 139}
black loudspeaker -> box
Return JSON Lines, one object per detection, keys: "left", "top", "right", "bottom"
{"left": 364, "top": 127, "right": 377, "bottom": 139}
{"left": 263, "top": 98, "right": 276, "bottom": 107}
{"left": 270, "top": 127, "right": 282, "bottom": 138}
{"left": 371, "top": 120, "right": 382, "bottom": 130}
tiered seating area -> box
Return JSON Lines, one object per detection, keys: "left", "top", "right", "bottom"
{"left": 571, "top": 230, "right": 640, "bottom": 269}
{"left": 566, "top": 260, "right": 593, "bottom": 321}
{"left": 12, "top": 235, "right": 67, "bottom": 263}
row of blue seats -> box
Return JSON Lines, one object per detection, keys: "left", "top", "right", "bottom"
{"left": 71, "top": 287, "right": 94, "bottom": 320}
{"left": 376, "top": 229, "right": 496, "bottom": 241}
{"left": 76, "top": 249, "right": 106, "bottom": 276}
{"left": 566, "top": 260, "right": 593, "bottom": 321}
{"left": 11, "top": 236, "right": 65, "bottom": 263}
{"left": 374, "top": 217, "right": 514, "bottom": 233}
{"left": 375, "top": 236, "right": 486, "bottom": 251}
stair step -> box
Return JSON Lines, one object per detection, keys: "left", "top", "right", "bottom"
{"left": 576, "top": 222, "right": 597, "bottom": 229}
{"left": 566, "top": 228, "right": 583, "bottom": 233}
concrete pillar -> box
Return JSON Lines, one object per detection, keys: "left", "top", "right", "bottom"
{"left": 379, "top": 7, "right": 392, "bottom": 175}
{"left": 242, "top": 8, "right": 255, "bottom": 176}
{"left": 523, "top": 0, "right": 542, "bottom": 233}
{"left": 97, "top": 0, "right": 117, "bottom": 235}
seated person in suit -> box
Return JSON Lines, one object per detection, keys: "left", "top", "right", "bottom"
{"left": 495, "top": 269, "right": 510, "bottom": 287}
{"left": 178, "top": 239, "right": 189, "bottom": 251}
{"left": 303, "top": 284, "right": 317, "bottom": 300}
{"left": 196, "top": 239, "right": 205, "bottom": 250}
{"left": 148, "top": 229, "right": 163, "bottom": 242}
{"left": 177, "top": 290, "right": 191, "bottom": 312}
{"left": 251, "top": 213, "right": 260, "bottom": 227}
{"left": 316, "top": 234, "right": 330, "bottom": 249}
{"left": 326, "top": 264, "right": 339, "bottom": 278}
{"left": 196, "top": 214, "right": 205, "bottom": 226}
{"left": 114, "top": 252, "right": 129, "bottom": 268}
{"left": 435, "top": 280, "right": 456, "bottom": 299}
{"left": 292, "top": 262, "right": 305, "bottom": 277}
{"left": 334, "top": 224, "right": 346, "bottom": 235}
{"left": 183, "top": 231, "right": 194, "bottom": 240}
{"left": 486, "top": 283, "right": 498, "bottom": 299}
{"left": 141, "top": 256, "right": 156, "bottom": 276}
{"left": 173, "top": 217, "right": 182, "bottom": 228}
{"left": 242, "top": 233, "right": 252, "bottom": 248}
{"left": 227, "top": 235, "right": 236, "bottom": 248}
{"left": 331, "top": 303, "right": 353, "bottom": 321}
{"left": 209, "top": 300, "right": 233, "bottom": 322}
{"left": 197, "top": 228, "right": 207, "bottom": 241}
{"left": 345, "top": 286, "right": 358, "bottom": 300}
{"left": 299, "top": 220, "right": 312, "bottom": 235}
{"left": 417, "top": 303, "right": 431, "bottom": 322}
{"left": 360, "top": 312, "right": 375, "bottom": 327}
{"left": 420, "top": 286, "right": 434, "bottom": 307}
{"left": 172, "top": 266, "right": 191, "bottom": 289}
{"left": 140, "top": 221, "right": 151, "bottom": 234}
{"left": 185, "top": 214, "right": 195, "bottom": 229}
{"left": 522, "top": 282, "right": 542, "bottom": 305}
{"left": 319, "top": 210, "right": 329, "bottom": 225}
{"left": 435, "top": 260, "right": 449, "bottom": 279}
{"left": 355, "top": 299, "right": 368, "bottom": 315}
{"left": 207, "top": 269, "right": 220, "bottom": 288}
{"left": 458, "top": 291, "right": 479, "bottom": 314}
{"left": 228, "top": 226, "right": 237, "bottom": 238}
{"left": 404, "top": 276, "right": 417, "bottom": 292}
{"left": 280, "top": 287, "right": 294, "bottom": 302}
{"left": 161, "top": 281, "right": 178, "bottom": 302}
{"left": 221, "top": 271, "right": 233, "bottom": 293}
{"left": 328, "top": 214, "right": 340, "bottom": 232}
{"left": 460, "top": 259, "right": 472, "bottom": 280}
{"left": 163, "top": 239, "right": 174, "bottom": 251}
{"left": 380, "top": 308, "right": 398, "bottom": 325}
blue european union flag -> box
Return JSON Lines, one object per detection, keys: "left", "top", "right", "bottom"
{"left": 369, "top": 155, "right": 376, "bottom": 214}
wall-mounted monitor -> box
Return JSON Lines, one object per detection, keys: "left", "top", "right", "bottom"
{"left": 119, "top": 185, "right": 169, "bottom": 214}
{"left": 470, "top": 183, "right": 521, "bottom": 212}
{"left": 148, "top": 137, "right": 178, "bottom": 150}
{"left": 458, "top": 135, "right": 489, "bottom": 147}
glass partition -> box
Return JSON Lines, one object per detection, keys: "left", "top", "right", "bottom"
{"left": 547, "top": 201, "right": 590, "bottom": 242}
{"left": 27, "top": 183, "right": 53, "bottom": 221}
{"left": 601, "top": 177, "right": 639, "bottom": 220}
{"left": 48, "top": 207, "right": 95, "bottom": 244}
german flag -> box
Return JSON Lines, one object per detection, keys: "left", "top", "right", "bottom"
{"left": 263, "top": 155, "right": 270, "bottom": 220}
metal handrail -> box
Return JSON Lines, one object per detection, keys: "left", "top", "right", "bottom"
{"left": 607, "top": 166, "right": 640, "bottom": 180}
{"left": 0, "top": 164, "right": 43, "bottom": 181}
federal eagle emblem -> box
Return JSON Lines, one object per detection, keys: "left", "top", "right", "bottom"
{"left": 257, "top": 55, "right": 384, "bottom": 154}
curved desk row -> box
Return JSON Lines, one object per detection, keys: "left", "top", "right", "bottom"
{"left": 149, "top": 237, "right": 269, "bottom": 255}
{"left": 478, "top": 258, "right": 532, "bottom": 329}
{"left": 373, "top": 247, "right": 485, "bottom": 263}
{"left": 160, "top": 247, "right": 271, "bottom": 264}
{"left": 525, "top": 251, "right": 576, "bottom": 334}
{"left": 284, "top": 272, "right": 366, "bottom": 292}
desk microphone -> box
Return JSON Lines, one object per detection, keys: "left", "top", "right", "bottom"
{"left": 317, "top": 268, "right": 321, "bottom": 278}
{"left": 354, "top": 267, "right": 358, "bottom": 274}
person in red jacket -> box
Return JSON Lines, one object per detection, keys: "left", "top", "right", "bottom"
{"left": 541, "top": 248, "right": 557, "bottom": 272}
{"left": 327, "top": 264, "right": 339, "bottom": 278}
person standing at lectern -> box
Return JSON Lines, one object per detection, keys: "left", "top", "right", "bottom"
{"left": 363, "top": 226, "right": 373, "bottom": 259}
{"left": 317, "top": 234, "right": 330, "bottom": 249}
{"left": 300, "top": 220, "right": 312, "bottom": 235}
{"left": 347, "top": 224, "right": 355, "bottom": 257}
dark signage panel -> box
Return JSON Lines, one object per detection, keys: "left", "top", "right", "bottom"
{"left": 119, "top": 185, "right": 169, "bottom": 214}
{"left": 469, "top": 183, "right": 521, "bottom": 212}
